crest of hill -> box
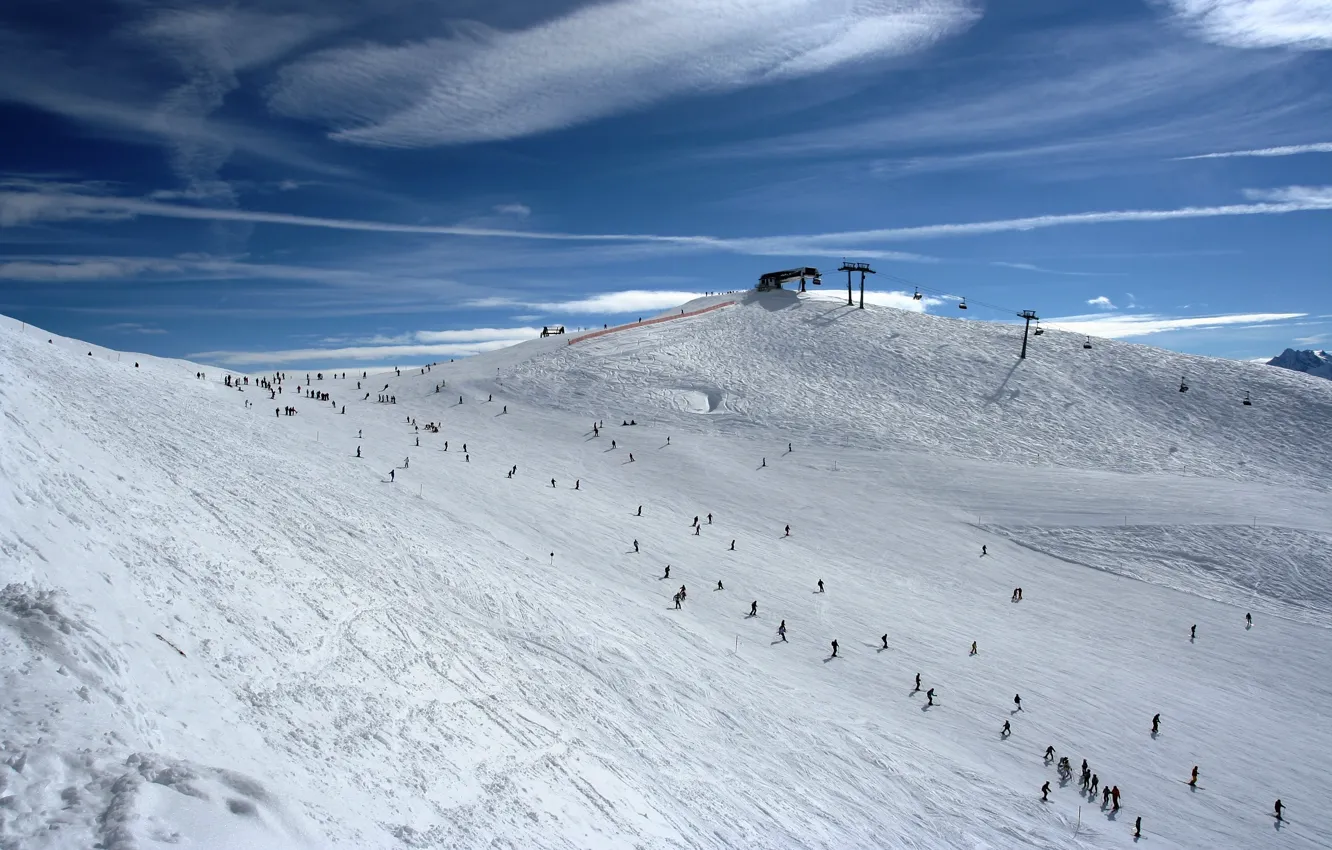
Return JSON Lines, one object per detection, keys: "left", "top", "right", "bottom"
{"left": 477, "top": 291, "right": 1332, "bottom": 490}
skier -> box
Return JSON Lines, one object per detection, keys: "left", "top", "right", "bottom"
{"left": 981, "top": 545, "right": 987, "bottom": 556}
{"left": 1102, "top": 787, "right": 1111, "bottom": 807}
{"left": 404, "top": 457, "right": 409, "bottom": 469}
{"left": 1189, "top": 765, "right": 1198, "bottom": 786}
{"left": 673, "top": 592, "right": 682, "bottom": 610}
{"left": 1111, "top": 786, "right": 1121, "bottom": 810}
{"left": 1090, "top": 774, "right": 1099, "bottom": 795}
{"left": 693, "top": 515, "right": 699, "bottom": 527}
{"left": 1041, "top": 781, "right": 1051, "bottom": 802}
{"left": 750, "top": 601, "right": 758, "bottom": 617}
{"left": 679, "top": 585, "right": 686, "bottom": 601}
{"left": 390, "top": 469, "right": 395, "bottom": 482}
{"left": 788, "top": 442, "right": 792, "bottom": 453}
{"left": 575, "top": 479, "right": 580, "bottom": 490}
{"left": 694, "top": 525, "right": 701, "bottom": 536}
{"left": 926, "top": 688, "right": 935, "bottom": 706}
{"left": 778, "top": 620, "right": 787, "bottom": 641}
{"left": 784, "top": 524, "right": 790, "bottom": 537}
{"left": 551, "top": 478, "right": 556, "bottom": 488}
{"left": 1002, "top": 720, "right": 1010, "bottom": 736}
{"left": 970, "top": 641, "right": 978, "bottom": 656}
{"left": 717, "top": 580, "right": 724, "bottom": 591}
{"left": 1191, "top": 624, "right": 1197, "bottom": 640}
{"left": 761, "top": 457, "right": 766, "bottom": 467}
{"left": 1014, "top": 693, "right": 1023, "bottom": 711}
{"left": 611, "top": 440, "right": 616, "bottom": 449}
{"left": 881, "top": 634, "right": 888, "bottom": 650}
{"left": 638, "top": 506, "right": 643, "bottom": 516}
{"left": 817, "top": 579, "right": 824, "bottom": 593}
{"left": 1275, "top": 799, "right": 1283, "bottom": 820}
{"left": 1152, "top": 713, "right": 1161, "bottom": 734}
{"left": 914, "top": 673, "right": 922, "bottom": 692}
{"left": 707, "top": 513, "right": 712, "bottom": 524}
{"left": 1134, "top": 816, "right": 1141, "bottom": 838}
{"left": 356, "top": 446, "right": 361, "bottom": 458}
{"left": 415, "top": 436, "right": 419, "bottom": 447}
{"left": 444, "top": 441, "right": 449, "bottom": 451}
{"left": 830, "top": 639, "right": 838, "bottom": 658}
{"left": 628, "top": 453, "right": 634, "bottom": 462}
{"left": 1246, "top": 612, "right": 1253, "bottom": 627}
{"left": 1044, "top": 745, "right": 1055, "bottom": 761}
{"left": 633, "top": 539, "right": 639, "bottom": 553}
{"left": 730, "top": 540, "right": 736, "bottom": 551}
{"left": 664, "top": 565, "right": 670, "bottom": 579}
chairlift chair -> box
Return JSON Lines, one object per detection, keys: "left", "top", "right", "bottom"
{"left": 912, "top": 287, "right": 922, "bottom": 301}
{"left": 1083, "top": 337, "right": 1092, "bottom": 350}
{"left": 1179, "top": 377, "right": 1189, "bottom": 393}
{"left": 1243, "top": 391, "right": 1252, "bottom": 406}
{"left": 958, "top": 298, "right": 968, "bottom": 310}
{"left": 1033, "top": 323, "right": 1045, "bottom": 336}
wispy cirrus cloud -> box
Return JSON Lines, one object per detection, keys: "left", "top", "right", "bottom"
{"left": 1087, "top": 296, "right": 1116, "bottom": 310}
{"left": 268, "top": 0, "right": 981, "bottom": 147}
{"left": 1046, "top": 311, "right": 1306, "bottom": 338}
{"left": 4, "top": 183, "right": 1331, "bottom": 251}
{"left": 992, "top": 261, "right": 1123, "bottom": 277}
{"left": 104, "top": 322, "right": 168, "bottom": 335}
{"left": 1176, "top": 141, "right": 1332, "bottom": 160}
{"left": 1155, "top": 0, "right": 1332, "bottom": 50}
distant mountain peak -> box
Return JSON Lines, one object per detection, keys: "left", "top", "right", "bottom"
{"left": 1267, "top": 348, "right": 1332, "bottom": 380}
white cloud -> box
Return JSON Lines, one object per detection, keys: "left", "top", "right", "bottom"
{"left": 412, "top": 327, "right": 542, "bottom": 343}
{"left": 1087, "top": 295, "right": 1116, "bottom": 310}
{"left": 1045, "top": 311, "right": 1306, "bottom": 338}
{"left": 191, "top": 335, "right": 536, "bottom": 367}
{"left": 268, "top": 0, "right": 981, "bottom": 147}
{"left": 1157, "top": 0, "right": 1332, "bottom": 49}
{"left": 494, "top": 203, "right": 531, "bottom": 217}
{"left": 531, "top": 290, "right": 706, "bottom": 315}
{"left": 803, "top": 289, "right": 942, "bottom": 312}
{"left": 1176, "top": 141, "right": 1332, "bottom": 159}
{"left": 1244, "top": 185, "right": 1332, "bottom": 204}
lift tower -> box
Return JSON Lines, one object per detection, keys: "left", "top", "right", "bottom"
{"left": 838, "top": 261, "right": 875, "bottom": 309}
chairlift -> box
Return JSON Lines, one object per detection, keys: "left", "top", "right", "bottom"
{"left": 1242, "top": 391, "right": 1252, "bottom": 406}
{"left": 958, "top": 297, "right": 968, "bottom": 310}
{"left": 1179, "top": 377, "right": 1189, "bottom": 393}
{"left": 1033, "top": 322, "right": 1045, "bottom": 336}
{"left": 1083, "top": 336, "right": 1092, "bottom": 350}
{"left": 912, "top": 287, "right": 922, "bottom": 301}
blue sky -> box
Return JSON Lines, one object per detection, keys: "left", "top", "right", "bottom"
{"left": 1, "top": 0, "right": 1329, "bottom": 369}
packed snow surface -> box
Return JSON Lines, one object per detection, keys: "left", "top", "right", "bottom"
{"left": 2, "top": 291, "right": 1331, "bottom": 849}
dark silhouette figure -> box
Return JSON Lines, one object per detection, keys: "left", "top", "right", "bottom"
{"left": 926, "top": 688, "right": 935, "bottom": 706}
{"left": 830, "top": 639, "right": 838, "bottom": 658}
{"left": 914, "top": 673, "right": 921, "bottom": 691}
{"left": 817, "top": 579, "right": 824, "bottom": 593}
{"left": 750, "top": 600, "right": 758, "bottom": 617}
{"left": 1041, "top": 782, "right": 1050, "bottom": 801}
{"left": 1152, "top": 713, "right": 1161, "bottom": 734}
{"left": 1014, "top": 693, "right": 1023, "bottom": 711}
{"left": 881, "top": 634, "right": 888, "bottom": 649}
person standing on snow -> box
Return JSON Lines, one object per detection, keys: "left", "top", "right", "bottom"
{"left": 1002, "top": 720, "right": 1010, "bottom": 737}
{"left": 1188, "top": 765, "right": 1199, "bottom": 787}
{"left": 1275, "top": 799, "right": 1284, "bottom": 820}
{"left": 663, "top": 565, "right": 670, "bottom": 579}
{"left": 356, "top": 446, "right": 361, "bottom": 458}
{"left": 1191, "top": 624, "right": 1197, "bottom": 640}
{"left": 1111, "top": 786, "right": 1120, "bottom": 810}
{"left": 390, "top": 469, "right": 395, "bottom": 482}
{"left": 729, "top": 540, "right": 736, "bottom": 551}
{"left": 914, "top": 673, "right": 922, "bottom": 692}
{"left": 749, "top": 600, "right": 758, "bottom": 617}
{"left": 970, "top": 641, "right": 978, "bottom": 656}
{"left": 633, "top": 539, "right": 639, "bottom": 553}
{"left": 673, "top": 592, "right": 682, "bottom": 610}
{"left": 1044, "top": 745, "right": 1055, "bottom": 761}
{"left": 926, "top": 688, "right": 935, "bottom": 706}
{"left": 777, "top": 620, "right": 787, "bottom": 641}
{"left": 1014, "top": 694, "right": 1023, "bottom": 711}
{"left": 1152, "top": 713, "right": 1161, "bottom": 734}
{"left": 638, "top": 506, "right": 643, "bottom": 516}
{"left": 716, "top": 580, "right": 724, "bottom": 590}
{"left": 881, "top": 634, "right": 888, "bottom": 650}
{"left": 817, "top": 579, "right": 824, "bottom": 593}
{"left": 830, "top": 639, "right": 838, "bottom": 658}
{"left": 1041, "top": 782, "right": 1050, "bottom": 802}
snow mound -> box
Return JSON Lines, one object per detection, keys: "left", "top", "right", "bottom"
{"left": 500, "top": 292, "right": 1332, "bottom": 489}
{"left": 3, "top": 304, "right": 1332, "bottom": 849}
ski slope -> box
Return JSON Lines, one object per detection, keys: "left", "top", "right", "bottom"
{"left": 2, "top": 293, "right": 1330, "bottom": 849}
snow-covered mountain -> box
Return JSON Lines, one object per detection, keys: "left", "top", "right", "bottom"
{"left": 1267, "top": 348, "right": 1332, "bottom": 381}
{"left": 3, "top": 292, "right": 1330, "bottom": 849}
